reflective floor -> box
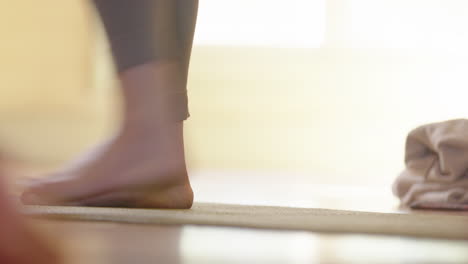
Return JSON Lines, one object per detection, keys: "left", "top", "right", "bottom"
{"left": 35, "top": 219, "right": 468, "bottom": 264}
{"left": 26, "top": 172, "right": 468, "bottom": 264}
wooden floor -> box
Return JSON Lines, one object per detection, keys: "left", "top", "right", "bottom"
{"left": 23, "top": 172, "right": 468, "bottom": 264}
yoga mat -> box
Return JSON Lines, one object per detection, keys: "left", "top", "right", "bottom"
{"left": 23, "top": 202, "right": 468, "bottom": 240}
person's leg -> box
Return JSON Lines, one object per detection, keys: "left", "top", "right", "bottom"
{"left": 176, "top": 0, "right": 199, "bottom": 93}
{"left": 22, "top": 0, "right": 198, "bottom": 208}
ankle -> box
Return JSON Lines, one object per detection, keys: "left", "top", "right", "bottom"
{"left": 119, "top": 60, "right": 185, "bottom": 124}
{"left": 118, "top": 120, "right": 187, "bottom": 170}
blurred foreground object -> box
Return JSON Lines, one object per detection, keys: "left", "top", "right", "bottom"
{"left": 0, "top": 155, "right": 61, "bottom": 264}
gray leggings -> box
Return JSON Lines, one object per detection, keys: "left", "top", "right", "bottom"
{"left": 92, "top": 0, "right": 199, "bottom": 121}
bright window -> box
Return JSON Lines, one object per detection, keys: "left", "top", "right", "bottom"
{"left": 194, "top": 0, "right": 326, "bottom": 48}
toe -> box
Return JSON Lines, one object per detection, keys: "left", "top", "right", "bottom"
{"left": 21, "top": 180, "right": 63, "bottom": 205}
{"left": 21, "top": 190, "right": 48, "bottom": 205}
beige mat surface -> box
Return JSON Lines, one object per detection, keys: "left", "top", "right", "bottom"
{"left": 23, "top": 202, "right": 468, "bottom": 240}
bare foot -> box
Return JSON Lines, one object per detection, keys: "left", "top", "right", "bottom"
{"left": 0, "top": 169, "right": 60, "bottom": 264}
{"left": 22, "top": 61, "right": 194, "bottom": 209}
{"left": 21, "top": 122, "right": 193, "bottom": 209}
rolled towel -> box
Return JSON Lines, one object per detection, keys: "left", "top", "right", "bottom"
{"left": 393, "top": 119, "right": 468, "bottom": 210}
